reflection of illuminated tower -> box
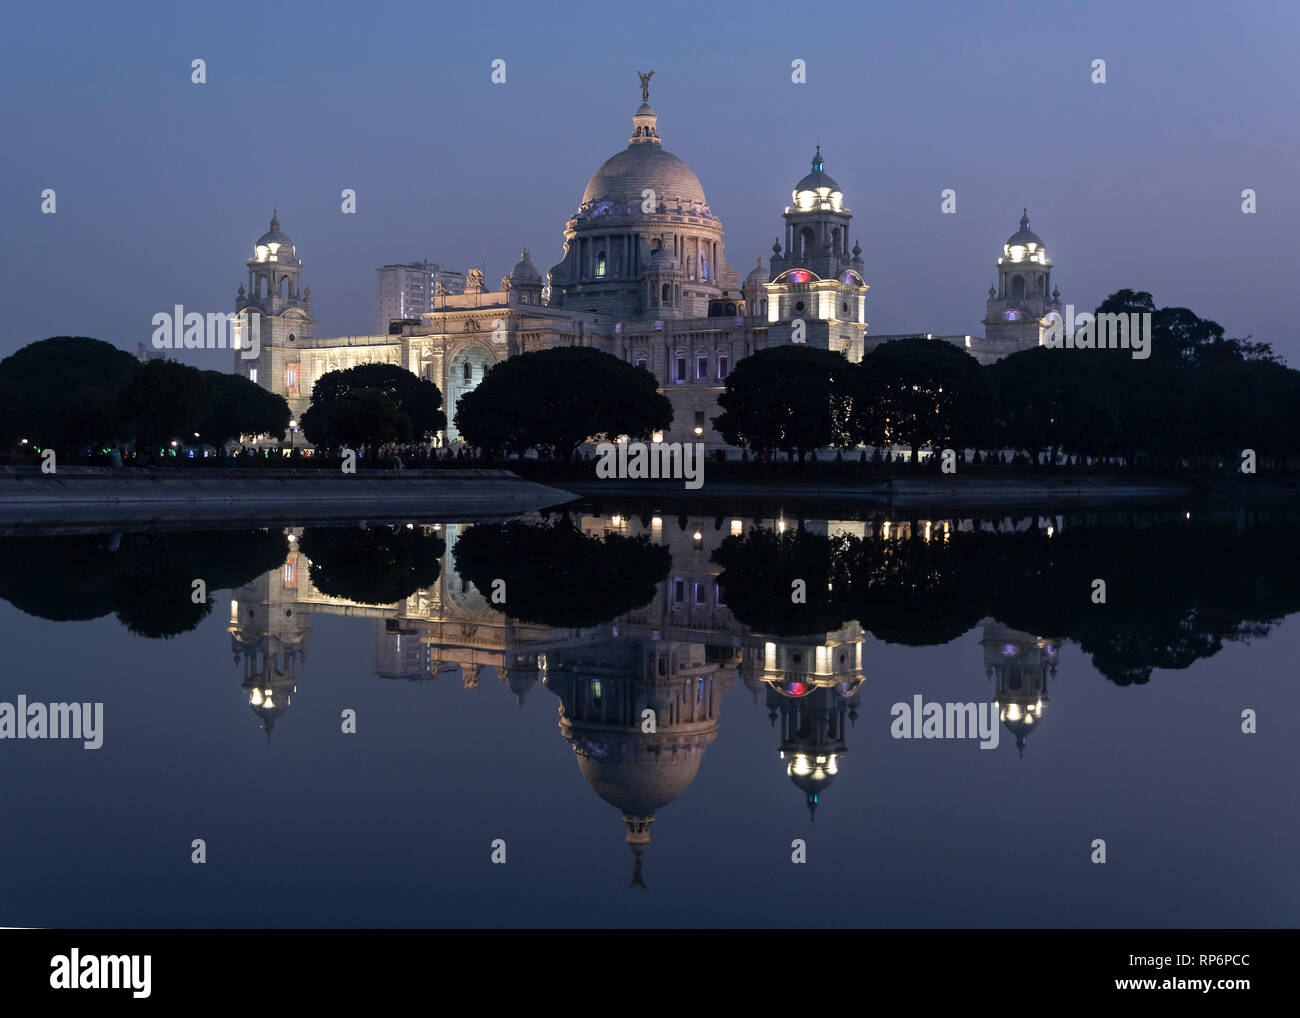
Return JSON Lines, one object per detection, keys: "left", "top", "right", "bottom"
{"left": 751, "top": 624, "right": 865, "bottom": 818}
{"left": 544, "top": 636, "right": 728, "bottom": 888}
{"left": 504, "top": 652, "right": 539, "bottom": 708}
{"left": 229, "top": 548, "right": 310, "bottom": 736}
{"left": 981, "top": 621, "right": 1059, "bottom": 756}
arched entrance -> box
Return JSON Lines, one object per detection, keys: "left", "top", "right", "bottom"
{"left": 444, "top": 343, "right": 497, "bottom": 442}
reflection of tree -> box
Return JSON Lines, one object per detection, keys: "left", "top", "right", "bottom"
{"left": 0, "top": 530, "right": 288, "bottom": 638}
{"left": 452, "top": 517, "right": 670, "bottom": 627}
{"left": 298, "top": 526, "right": 444, "bottom": 606}
{"left": 712, "top": 515, "right": 1300, "bottom": 684}
{"left": 712, "top": 528, "right": 855, "bottom": 636}
{"left": 846, "top": 529, "right": 992, "bottom": 646}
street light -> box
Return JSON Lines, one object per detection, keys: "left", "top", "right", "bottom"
{"left": 289, "top": 419, "right": 298, "bottom": 450}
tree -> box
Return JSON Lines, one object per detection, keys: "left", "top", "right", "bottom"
{"left": 199, "top": 371, "right": 290, "bottom": 445}
{"left": 300, "top": 364, "right": 445, "bottom": 445}
{"left": 454, "top": 347, "right": 672, "bottom": 460}
{"left": 713, "top": 346, "right": 864, "bottom": 460}
{"left": 989, "top": 346, "right": 1119, "bottom": 463}
{"left": 0, "top": 337, "right": 139, "bottom": 456}
{"left": 861, "top": 338, "right": 996, "bottom": 461}
{"left": 115, "top": 359, "right": 212, "bottom": 452}
{"left": 311, "top": 389, "right": 409, "bottom": 449}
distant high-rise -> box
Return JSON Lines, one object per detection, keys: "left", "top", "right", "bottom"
{"left": 376, "top": 261, "right": 466, "bottom": 332}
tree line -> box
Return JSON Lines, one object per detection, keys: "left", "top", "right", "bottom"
{"left": 4, "top": 289, "right": 1291, "bottom": 468}
{"left": 0, "top": 337, "right": 289, "bottom": 462}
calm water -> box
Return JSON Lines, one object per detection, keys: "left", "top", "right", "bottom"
{"left": 0, "top": 504, "right": 1296, "bottom": 928}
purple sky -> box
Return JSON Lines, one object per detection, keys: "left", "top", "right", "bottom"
{"left": 2, "top": 0, "right": 1298, "bottom": 369}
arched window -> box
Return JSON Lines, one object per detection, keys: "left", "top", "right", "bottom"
{"left": 1012, "top": 275, "right": 1025, "bottom": 302}
{"left": 724, "top": 303, "right": 736, "bottom": 315}
{"left": 832, "top": 227, "right": 841, "bottom": 253}
{"left": 800, "top": 227, "right": 815, "bottom": 259}
{"left": 463, "top": 362, "right": 472, "bottom": 383}
{"left": 662, "top": 283, "right": 671, "bottom": 304}
{"left": 701, "top": 256, "right": 709, "bottom": 282}
{"left": 595, "top": 251, "right": 606, "bottom": 278}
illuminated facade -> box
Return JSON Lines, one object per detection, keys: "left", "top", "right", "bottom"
{"left": 232, "top": 83, "right": 1061, "bottom": 446}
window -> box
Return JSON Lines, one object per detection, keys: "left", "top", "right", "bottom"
{"left": 676, "top": 356, "right": 687, "bottom": 383}
{"left": 715, "top": 582, "right": 727, "bottom": 607}
{"left": 595, "top": 252, "right": 606, "bottom": 278}
{"left": 248, "top": 368, "right": 257, "bottom": 384}
{"left": 694, "top": 582, "right": 707, "bottom": 605}
{"left": 662, "top": 283, "right": 671, "bottom": 304}
{"left": 673, "top": 578, "right": 686, "bottom": 604}
{"left": 701, "top": 257, "right": 708, "bottom": 282}
{"left": 696, "top": 355, "right": 708, "bottom": 379}
{"left": 635, "top": 356, "right": 647, "bottom": 371}
{"left": 285, "top": 365, "right": 299, "bottom": 395}
{"left": 718, "top": 354, "right": 729, "bottom": 379}
{"left": 463, "top": 362, "right": 472, "bottom": 383}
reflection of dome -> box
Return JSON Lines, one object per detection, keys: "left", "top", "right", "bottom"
{"left": 576, "top": 743, "right": 706, "bottom": 816}
{"left": 786, "top": 752, "right": 839, "bottom": 818}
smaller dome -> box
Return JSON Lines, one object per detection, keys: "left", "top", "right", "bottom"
{"left": 794, "top": 146, "right": 841, "bottom": 194}
{"left": 1006, "top": 209, "right": 1043, "bottom": 248}
{"left": 745, "top": 256, "right": 767, "bottom": 287}
{"left": 648, "top": 240, "right": 677, "bottom": 270}
{"left": 254, "top": 210, "right": 296, "bottom": 260}
{"left": 509, "top": 248, "right": 542, "bottom": 285}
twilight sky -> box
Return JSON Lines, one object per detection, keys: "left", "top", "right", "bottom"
{"left": 1, "top": 0, "right": 1297, "bottom": 368}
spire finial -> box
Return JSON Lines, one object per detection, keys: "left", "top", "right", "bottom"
{"left": 1020, "top": 207, "right": 1029, "bottom": 229}
{"left": 812, "top": 145, "right": 824, "bottom": 172}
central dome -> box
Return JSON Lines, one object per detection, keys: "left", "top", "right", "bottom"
{"left": 576, "top": 101, "right": 711, "bottom": 216}
{"left": 581, "top": 145, "right": 708, "bottom": 211}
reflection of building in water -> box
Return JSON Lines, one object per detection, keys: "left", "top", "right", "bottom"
{"left": 228, "top": 546, "right": 310, "bottom": 736}
{"left": 981, "top": 621, "right": 1060, "bottom": 756}
{"left": 543, "top": 636, "right": 732, "bottom": 887}
{"left": 744, "top": 627, "right": 865, "bottom": 818}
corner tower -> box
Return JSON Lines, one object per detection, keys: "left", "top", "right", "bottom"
{"left": 766, "top": 148, "right": 868, "bottom": 360}
{"left": 981, "top": 209, "right": 1062, "bottom": 358}
{"left": 234, "top": 211, "right": 316, "bottom": 412}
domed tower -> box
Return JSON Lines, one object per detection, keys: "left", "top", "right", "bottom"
{"left": 503, "top": 248, "right": 544, "bottom": 306}
{"left": 982, "top": 209, "right": 1062, "bottom": 358}
{"left": 981, "top": 621, "right": 1060, "bottom": 757}
{"left": 766, "top": 149, "right": 868, "bottom": 360}
{"left": 752, "top": 625, "right": 866, "bottom": 819}
{"left": 234, "top": 211, "right": 316, "bottom": 415}
{"left": 544, "top": 635, "right": 729, "bottom": 888}
{"left": 742, "top": 257, "right": 769, "bottom": 322}
{"left": 547, "top": 75, "right": 739, "bottom": 320}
